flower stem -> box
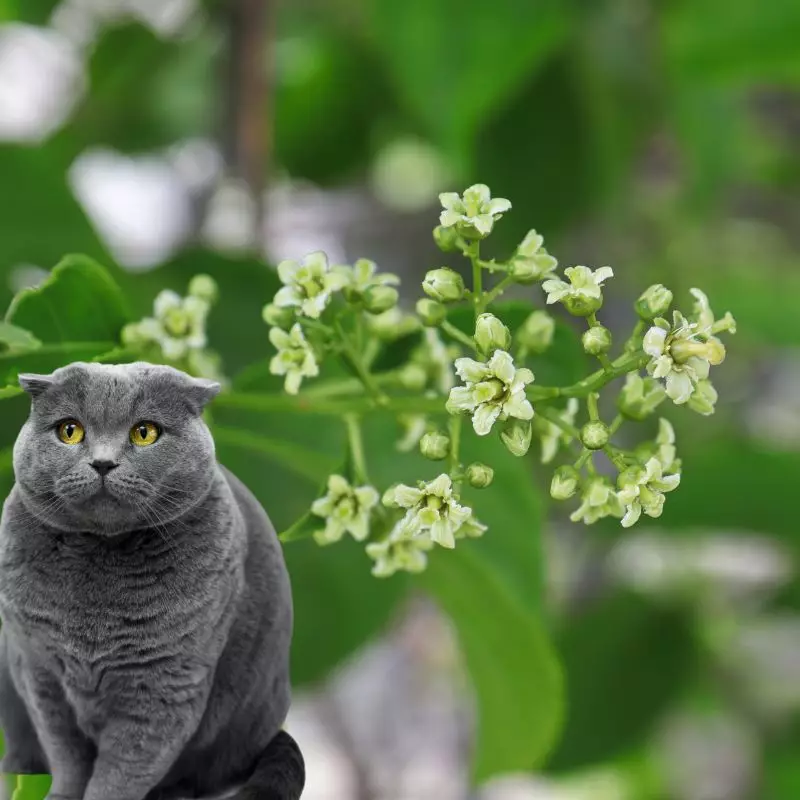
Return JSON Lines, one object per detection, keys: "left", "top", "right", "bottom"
{"left": 441, "top": 320, "right": 478, "bottom": 352}
{"left": 469, "top": 242, "right": 484, "bottom": 318}
{"left": 624, "top": 320, "right": 646, "bottom": 353}
{"left": 532, "top": 352, "right": 648, "bottom": 399}
{"left": 483, "top": 274, "right": 515, "bottom": 305}
{"left": 345, "top": 413, "right": 369, "bottom": 483}
{"left": 448, "top": 414, "right": 462, "bottom": 476}
{"left": 609, "top": 413, "right": 624, "bottom": 435}
{"left": 536, "top": 405, "right": 579, "bottom": 439}
{"left": 334, "top": 319, "right": 389, "bottom": 406}
{"left": 587, "top": 392, "right": 600, "bottom": 421}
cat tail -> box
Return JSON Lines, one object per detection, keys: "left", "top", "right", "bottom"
{"left": 236, "top": 729, "right": 305, "bottom": 800}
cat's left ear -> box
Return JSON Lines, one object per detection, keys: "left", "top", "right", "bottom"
{"left": 18, "top": 372, "right": 55, "bottom": 398}
{"left": 187, "top": 377, "right": 221, "bottom": 414}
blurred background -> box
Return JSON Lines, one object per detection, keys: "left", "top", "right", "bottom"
{"left": 0, "top": 0, "right": 799, "bottom": 798}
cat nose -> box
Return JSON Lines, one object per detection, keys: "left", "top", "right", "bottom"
{"left": 90, "top": 459, "right": 119, "bottom": 477}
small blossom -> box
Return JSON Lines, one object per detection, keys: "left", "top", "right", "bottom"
{"left": 366, "top": 531, "right": 433, "bottom": 578}
{"left": 396, "top": 413, "right": 428, "bottom": 452}
{"left": 635, "top": 284, "right": 673, "bottom": 321}
{"left": 188, "top": 274, "right": 218, "bottom": 304}
{"left": 382, "top": 473, "right": 486, "bottom": 549}
{"left": 582, "top": 325, "right": 612, "bottom": 355}
{"left": 655, "top": 417, "right": 680, "bottom": 473}
{"left": 510, "top": 230, "right": 558, "bottom": 283}
{"left": 366, "top": 307, "right": 421, "bottom": 341}
{"left": 363, "top": 284, "right": 399, "bottom": 314}
{"left": 500, "top": 418, "right": 533, "bottom": 457}
{"left": 311, "top": 475, "right": 380, "bottom": 545}
{"left": 465, "top": 462, "right": 494, "bottom": 489}
{"left": 643, "top": 312, "right": 725, "bottom": 405}
{"left": 550, "top": 465, "right": 580, "bottom": 500}
{"left": 447, "top": 350, "right": 534, "bottom": 436}
{"left": 345, "top": 258, "right": 400, "bottom": 293}
{"left": 474, "top": 313, "right": 511, "bottom": 355}
{"left": 438, "top": 184, "right": 511, "bottom": 238}
{"left": 617, "top": 373, "right": 666, "bottom": 421}
{"left": 422, "top": 267, "right": 465, "bottom": 303}
{"left": 420, "top": 431, "right": 450, "bottom": 461}
{"left": 516, "top": 310, "right": 555, "bottom": 354}
{"left": 617, "top": 457, "right": 681, "bottom": 528}
{"left": 274, "top": 251, "right": 349, "bottom": 319}
{"left": 580, "top": 420, "right": 610, "bottom": 450}
{"left": 416, "top": 297, "right": 447, "bottom": 326}
{"left": 690, "top": 288, "right": 736, "bottom": 336}
{"left": 537, "top": 398, "right": 579, "bottom": 464}
{"left": 268, "top": 323, "right": 319, "bottom": 394}
{"left": 686, "top": 378, "right": 718, "bottom": 416}
{"left": 570, "top": 477, "right": 624, "bottom": 525}
{"left": 542, "top": 266, "right": 614, "bottom": 316}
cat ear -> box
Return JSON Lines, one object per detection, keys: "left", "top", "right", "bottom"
{"left": 18, "top": 372, "right": 55, "bottom": 398}
{"left": 187, "top": 377, "right": 221, "bottom": 413}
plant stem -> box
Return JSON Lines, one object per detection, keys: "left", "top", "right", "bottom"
{"left": 609, "top": 413, "right": 624, "bottom": 435}
{"left": 448, "top": 414, "right": 462, "bottom": 475}
{"left": 334, "top": 319, "right": 389, "bottom": 406}
{"left": 536, "top": 405, "right": 579, "bottom": 439}
{"left": 345, "top": 413, "right": 369, "bottom": 483}
{"left": 441, "top": 320, "right": 478, "bottom": 352}
{"left": 624, "top": 320, "right": 646, "bottom": 353}
{"left": 532, "top": 352, "right": 648, "bottom": 399}
{"left": 483, "top": 274, "right": 515, "bottom": 305}
{"left": 469, "top": 242, "right": 484, "bottom": 318}
{"left": 587, "top": 392, "right": 600, "bottom": 421}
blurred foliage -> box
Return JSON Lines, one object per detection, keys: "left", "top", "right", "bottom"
{"left": 0, "top": 0, "right": 798, "bottom": 797}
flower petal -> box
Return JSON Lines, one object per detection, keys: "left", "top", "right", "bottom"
{"left": 665, "top": 370, "right": 694, "bottom": 404}
{"left": 454, "top": 357, "right": 489, "bottom": 383}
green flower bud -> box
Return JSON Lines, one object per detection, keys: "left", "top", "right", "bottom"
{"left": 564, "top": 293, "right": 603, "bottom": 317}
{"left": 363, "top": 285, "right": 399, "bottom": 314}
{"left": 398, "top": 363, "right": 428, "bottom": 391}
{"left": 433, "top": 225, "right": 462, "bottom": 253}
{"left": 516, "top": 311, "right": 555, "bottom": 354}
{"left": 262, "top": 303, "right": 295, "bottom": 329}
{"left": 422, "top": 268, "right": 465, "bottom": 303}
{"left": 188, "top": 273, "right": 218, "bottom": 304}
{"left": 617, "top": 374, "right": 666, "bottom": 421}
{"left": 500, "top": 419, "right": 532, "bottom": 457}
{"left": 121, "top": 322, "right": 147, "bottom": 347}
{"left": 635, "top": 284, "right": 673, "bottom": 321}
{"left": 582, "top": 325, "right": 612, "bottom": 355}
{"left": 580, "top": 421, "right": 610, "bottom": 450}
{"left": 466, "top": 462, "right": 494, "bottom": 489}
{"left": 420, "top": 431, "right": 450, "bottom": 461}
{"left": 550, "top": 465, "right": 580, "bottom": 500}
{"left": 686, "top": 378, "right": 718, "bottom": 416}
{"left": 416, "top": 298, "right": 447, "bottom": 327}
{"left": 474, "top": 313, "right": 511, "bottom": 355}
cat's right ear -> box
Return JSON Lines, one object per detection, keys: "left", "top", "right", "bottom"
{"left": 18, "top": 373, "right": 54, "bottom": 398}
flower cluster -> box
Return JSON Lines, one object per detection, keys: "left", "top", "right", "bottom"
{"left": 121, "top": 274, "right": 225, "bottom": 382}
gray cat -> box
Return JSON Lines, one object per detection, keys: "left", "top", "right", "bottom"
{"left": 0, "top": 361, "right": 304, "bottom": 800}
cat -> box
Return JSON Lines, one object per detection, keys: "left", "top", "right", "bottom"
{"left": 0, "top": 361, "right": 305, "bottom": 800}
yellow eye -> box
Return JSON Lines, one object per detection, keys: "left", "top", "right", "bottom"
{"left": 130, "top": 421, "right": 160, "bottom": 447}
{"left": 57, "top": 420, "right": 85, "bottom": 445}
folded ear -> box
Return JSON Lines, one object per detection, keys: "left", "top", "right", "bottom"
{"left": 18, "top": 373, "right": 55, "bottom": 398}
{"left": 187, "top": 377, "right": 221, "bottom": 413}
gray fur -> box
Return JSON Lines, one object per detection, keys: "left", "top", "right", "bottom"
{"left": 0, "top": 362, "right": 295, "bottom": 800}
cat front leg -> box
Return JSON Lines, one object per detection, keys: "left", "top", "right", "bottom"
{"left": 81, "top": 689, "right": 207, "bottom": 800}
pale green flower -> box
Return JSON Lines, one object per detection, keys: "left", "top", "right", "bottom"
{"left": 447, "top": 350, "right": 534, "bottom": 436}
{"left": 268, "top": 323, "right": 319, "bottom": 394}
{"left": 438, "top": 183, "right": 511, "bottom": 237}
{"left": 542, "top": 266, "right": 614, "bottom": 316}
{"left": 686, "top": 378, "right": 718, "bottom": 416}
{"left": 365, "top": 307, "right": 421, "bottom": 341}
{"left": 510, "top": 230, "right": 558, "bottom": 283}
{"left": 690, "top": 288, "right": 736, "bottom": 336}
{"left": 382, "top": 473, "right": 486, "bottom": 549}
{"left": 643, "top": 312, "right": 725, "bottom": 405}
{"left": 341, "top": 258, "right": 400, "bottom": 296}
{"left": 274, "top": 251, "right": 349, "bottom": 319}
{"left": 655, "top": 417, "right": 680, "bottom": 473}
{"left": 396, "top": 413, "right": 429, "bottom": 452}
{"left": 570, "top": 477, "right": 624, "bottom": 525}
{"left": 617, "top": 457, "right": 681, "bottom": 528}
{"left": 366, "top": 531, "right": 433, "bottom": 577}
{"left": 617, "top": 373, "right": 666, "bottom": 420}
{"left": 538, "top": 398, "right": 579, "bottom": 464}
{"left": 311, "top": 474, "right": 379, "bottom": 545}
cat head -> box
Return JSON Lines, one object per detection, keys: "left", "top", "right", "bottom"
{"left": 13, "top": 361, "right": 220, "bottom": 537}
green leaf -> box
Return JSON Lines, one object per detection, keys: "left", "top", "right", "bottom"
{"left": 547, "top": 591, "right": 697, "bottom": 772}
{"left": 420, "top": 546, "right": 564, "bottom": 781}
{"left": 0, "top": 322, "right": 40, "bottom": 354}
{"left": 370, "top": 0, "right": 571, "bottom": 159}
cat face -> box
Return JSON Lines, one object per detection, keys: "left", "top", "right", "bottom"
{"left": 13, "top": 361, "right": 220, "bottom": 536}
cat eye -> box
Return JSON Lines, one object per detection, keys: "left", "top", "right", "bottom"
{"left": 56, "top": 419, "right": 85, "bottom": 445}
{"left": 130, "top": 421, "right": 160, "bottom": 447}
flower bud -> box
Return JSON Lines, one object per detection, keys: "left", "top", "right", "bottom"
{"left": 416, "top": 298, "right": 447, "bottom": 327}
{"left": 422, "top": 268, "right": 465, "bottom": 303}
{"left": 516, "top": 311, "right": 555, "bottom": 354}
{"left": 580, "top": 421, "right": 610, "bottom": 450}
{"left": 397, "top": 363, "right": 428, "bottom": 391}
{"left": 474, "top": 313, "right": 511, "bottom": 354}
{"left": 635, "top": 284, "right": 673, "bottom": 321}
{"left": 500, "top": 419, "right": 532, "bottom": 457}
{"left": 582, "top": 325, "right": 612, "bottom": 355}
{"left": 617, "top": 374, "right": 666, "bottom": 421}
{"left": 550, "top": 465, "right": 580, "bottom": 500}
{"left": 363, "top": 285, "right": 399, "bottom": 314}
{"left": 262, "top": 303, "right": 295, "bottom": 329}
{"left": 433, "top": 225, "right": 462, "bottom": 253}
{"left": 420, "top": 431, "right": 450, "bottom": 461}
{"left": 564, "top": 293, "right": 603, "bottom": 317}
{"left": 188, "top": 274, "right": 218, "bottom": 304}
{"left": 686, "top": 378, "right": 718, "bottom": 416}
{"left": 466, "top": 462, "right": 494, "bottom": 489}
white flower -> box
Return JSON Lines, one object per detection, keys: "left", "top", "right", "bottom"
{"left": 438, "top": 184, "right": 511, "bottom": 237}
{"left": 538, "top": 398, "right": 579, "bottom": 464}
{"left": 274, "top": 251, "right": 349, "bottom": 319}
{"left": 268, "top": 323, "right": 319, "bottom": 394}
{"left": 342, "top": 258, "right": 400, "bottom": 294}
{"left": 383, "top": 473, "right": 486, "bottom": 549}
{"left": 690, "top": 288, "right": 736, "bottom": 336}
{"left": 447, "top": 350, "right": 534, "bottom": 436}
{"left": 643, "top": 312, "right": 725, "bottom": 405}
{"left": 366, "top": 531, "right": 433, "bottom": 577}
{"left": 310, "top": 475, "right": 379, "bottom": 545}
{"left": 396, "top": 413, "right": 428, "bottom": 452}
{"left": 570, "top": 477, "right": 624, "bottom": 525}
{"left": 511, "top": 230, "right": 558, "bottom": 282}
{"left": 542, "top": 266, "right": 614, "bottom": 316}
{"left": 617, "top": 457, "right": 681, "bottom": 528}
